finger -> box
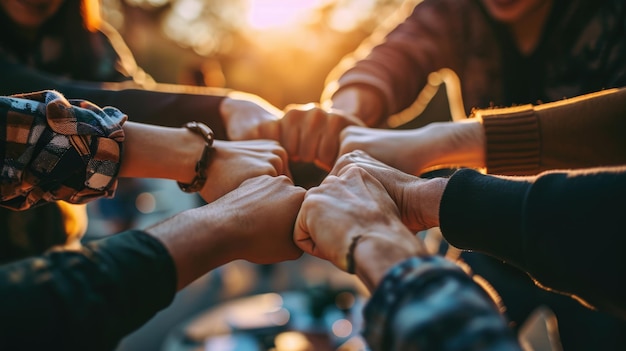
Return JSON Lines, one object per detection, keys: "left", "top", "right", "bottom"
{"left": 329, "top": 150, "right": 366, "bottom": 176}
{"left": 297, "top": 111, "right": 325, "bottom": 163}
{"left": 316, "top": 132, "right": 340, "bottom": 171}
{"left": 329, "top": 153, "right": 350, "bottom": 176}
{"left": 272, "top": 146, "right": 290, "bottom": 176}
{"left": 279, "top": 113, "right": 301, "bottom": 161}
{"left": 258, "top": 119, "right": 281, "bottom": 141}
{"left": 266, "top": 153, "right": 285, "bottom": 177}
{"left": 293, "top": 208, "right": 315, "bottom": 254}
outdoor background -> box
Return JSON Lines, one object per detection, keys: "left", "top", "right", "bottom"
{"left": 86, "top": 1, "right": 424, "bottom": 350}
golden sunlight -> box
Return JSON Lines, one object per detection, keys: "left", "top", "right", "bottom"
{"left": 245, "top": 0, "right": 326, "bottom": 30}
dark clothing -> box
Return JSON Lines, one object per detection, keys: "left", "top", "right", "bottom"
{"left": 328, "top": 0, "right": 626, "bottom": 122}
{"left": 327, "top": 1, "right": 626, "bottom": 346}
{"left": 0, "top": 5, "right": 228, "bottom": 259}
{"left": 364, "top": 166, "right": 626, "bottom": 351}
{"left": 0, "top": 230, "right": 176, "bottom": 351}
{"left": 0, "top": 57, "right": 228, "bottom": 138}
{"left": 0, "top": 0, "right": 228, "bottom": 137}
{"left": 440, "top": 167, "right": 626, "bottom": 319}
{"left": 364, "top": 256, "right": 521, "bottom": 351}
{"left": 0, "top": 93, "right": 170, "bottom": 350}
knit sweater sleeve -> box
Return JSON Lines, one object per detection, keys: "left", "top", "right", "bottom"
{"left": 323, "top": 0, "right": 473, "bottom": 122}
{"left": 477, "top": 88, "right": 626, "bottom": 175}
{"left": 439, "top": 166, "right": 626, "bottom": 318}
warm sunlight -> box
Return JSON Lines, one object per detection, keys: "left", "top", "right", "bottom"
{"left": 245, "top": 0, "right": 326, "bottom": 30}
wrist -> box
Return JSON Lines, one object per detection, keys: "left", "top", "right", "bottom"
{"left": 410, "top": 177, "right": 448, "bottom": 228}
{"left": 119, "top": 122, "right": 205, "bottom": 183}
{"left": 176, "top": 126, "right": 208, "bottom": 184}
{"left": 177, "top": 122, "right": 215, "bottom": 192}
{"left": 352, "top": 227, "right": 427, "bottom": 292}
{"left": 331, "top": 86, "right": 385, "bottom": 127}
{"left": 420, "top": 120, "right": 486, "bottom": 171}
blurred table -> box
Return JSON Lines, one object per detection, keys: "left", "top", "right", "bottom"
{"left": 162, "top": 252, "right": 371, "bottom": 351}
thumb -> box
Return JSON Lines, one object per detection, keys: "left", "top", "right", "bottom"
{"left": 293, "top": 210, "right": 316, "bottom": 255}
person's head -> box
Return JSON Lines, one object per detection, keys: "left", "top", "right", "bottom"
{"left": 0, "top": 0, "right": 100, "bottom": 31}
{"left": 480, "top": 0, "right": 552, "bottom": 24}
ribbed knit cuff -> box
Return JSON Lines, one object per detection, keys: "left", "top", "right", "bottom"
{"left": 476, "top": 105, "right": 540, "bottom": 175}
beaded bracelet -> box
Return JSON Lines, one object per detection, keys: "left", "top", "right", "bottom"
{"left": 177, "top": 121, "right": 215, "bottom": 193}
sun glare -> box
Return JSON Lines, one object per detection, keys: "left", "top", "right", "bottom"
{"left": 246, "top": 0, "right": 326, "bottom": 30}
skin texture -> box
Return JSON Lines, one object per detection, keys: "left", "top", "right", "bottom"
{"left": 277, "top": 104, "right": 365, "bottom": 171}
{"left": 119, "top": 122, "right": 291, "bottom": 204}
{"left": 339, "top": 120, "right": 485, "bottom": 176}
{"left": 147, "top": 175, "right": 306, "bottom": 290}
{"left": 294, "top": 162, "right": 428, "bottom": 291}
{"left": 331, "top": 151, "right": 447, "bottom": 232}
{"left": 226, "top": 96, "right": 365, "bottom": 172}
{"left": 330, "top": 86, "right": 387, "bottom": 127}
{"left": 220, "top": 93, "right": 282, "bottom": 141}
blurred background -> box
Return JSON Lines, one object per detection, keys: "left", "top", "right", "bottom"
{"left": 100, "top": 0, "right": 415, "bottom": 108}
{"left": 83, "top": 1, "right": 424, "bottom": 350}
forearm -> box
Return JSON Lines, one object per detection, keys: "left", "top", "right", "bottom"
{"left": 439, "top": 166, "right": 626, "bottom": 317}
{"left": 352, "top": 230, "right": 422, "bottom": 292}
{"left": 0, "top": 59, "right": 229, "bottom": 139}
{"left": 0, "top": 230, "right": 176, "bottom": 351}
{"left": 145, "top": 205, "right": 233, "bottom": 290}
{"left": 324, "top": 1, "right": 465, "bottom": 127}
{"left": 363, "top": 256, "right": 521, "bottom": 351}
{"left": 118, "top": 122, "right": 202, "bottom": 184}
{"left": 416, "top": 120, "right": 486, "bottom": 172}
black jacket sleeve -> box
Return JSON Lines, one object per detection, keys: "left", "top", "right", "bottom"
{"left": 0, "top": 230, "right": 177, "bottom": 351}
{"left": 0, "top": 58, "right": 230, "bottom": 139}
{"left": 440, "top": 167, "right": 626, "bottom": 318}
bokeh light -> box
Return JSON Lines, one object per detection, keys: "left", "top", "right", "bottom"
{"left": 102, "top": 0, "right": 410, "bottom": 107}
{"left": 332, "top": 319, "right": 353, "bottom": 338}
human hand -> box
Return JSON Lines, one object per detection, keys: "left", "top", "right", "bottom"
{"left": 279, "top": 104, "right": 365, "bottom": 171}
{"left": 220, "top": 93, "right": 281, "bottom": 141}
{"left": 294, "top": 165, "right": 427, "bottom": 277}
{"left": 213, "top": 175, "right": 306, "bottom": 264}
{"left": 199, "top": 139, "right": 290, "bottom": 202}
{"left": 147, "top": 175, "right": 305, "bottom": 290}
{"left": 339, "top": 120, "right": 486, "bottom": 175}
{"left": 330, "top": 150, "right": 447, "bottom": 232}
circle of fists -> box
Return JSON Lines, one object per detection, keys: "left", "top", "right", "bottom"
{"left": 217, "top": 98, "right": 435, "bottom": 270}
{"left": 218, "top": 148, "right": 435, "bottom": 273}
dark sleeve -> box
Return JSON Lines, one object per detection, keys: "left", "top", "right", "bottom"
{"left": 363, "top": 256, "right": 521, "bottom": 351}
{"left": 439, "top": 167, "right": 626, "bottom": 318}
{"left": 0, "top": 58, "right": 230, "bottom": 139}
{"left": 0, "top": 230, "right": 177, "bottom": 351}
